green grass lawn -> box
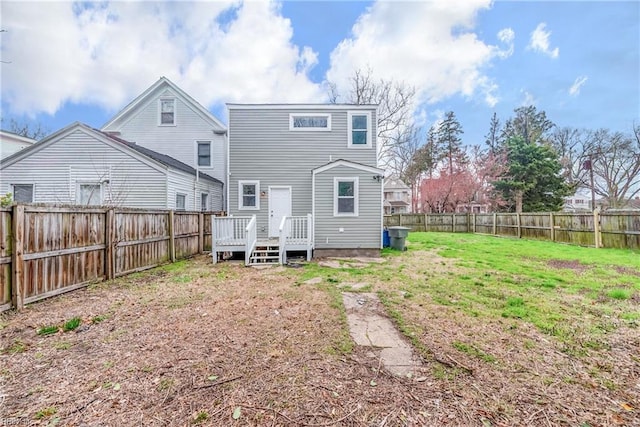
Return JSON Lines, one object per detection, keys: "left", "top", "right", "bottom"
{"left": 301, "top": 232, "right": 640, "bottom": 356}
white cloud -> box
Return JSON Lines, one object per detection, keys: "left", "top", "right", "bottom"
{"left": 569, "top": 75, "right": 588, "bottom": 96}
{"left": 528, "top": 23, "right": 559, "bottom": 59}
{"left": 326, "top": 0, "right": 502, "bottom": 109}
{"left": 0, "top": 0, "right": 324, "bottom": 117}
{"left": 521, "top": 90, "right": 536, "bottom": 106}
{"left": 496, "top": 28, "right": 515, "bottom": 58}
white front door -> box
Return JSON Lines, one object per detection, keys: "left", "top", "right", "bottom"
{"left": 269, "top": 186, "right": 291, "bottom": 237}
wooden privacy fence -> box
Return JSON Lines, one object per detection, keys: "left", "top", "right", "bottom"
{"left": 384, "top": 211, "right": 640, "bottom": 250}
{"left": 0, "top": 205, "right": 224, "bottom": 312}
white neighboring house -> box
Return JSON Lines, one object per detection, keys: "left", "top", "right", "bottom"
{"left": 563, "top": 191, "right": 592, "bottom": 212}
{"left": 0, "top": 130, "right": 36, "bottom": 159}
{"left": 101, "top": 76, "right": 227, "bottom": 208}
{"left": 0, "top": 122, "right": 223, "bottom": 210}
{"left": 383, "top": 176, "right": 411, "bottom": 214}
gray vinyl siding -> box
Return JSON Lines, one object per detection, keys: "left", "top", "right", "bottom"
{"left": 0, "top": 129, "right": 167, "bottom": 208}
{"left": 104, "top": 87, "right": 227, "bottom": 184}
{"left": 228, "top": 107, "right": 377, "bottom": 239}
{"left": 314, "top": 165, "right": 382, "bottom": 249}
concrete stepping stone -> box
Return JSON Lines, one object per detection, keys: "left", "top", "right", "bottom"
{"left": 342, "top": 292, "right": 422, "bottom": 377}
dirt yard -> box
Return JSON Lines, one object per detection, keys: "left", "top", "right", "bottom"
{"left": 1, "top": 251, "right": 638, "bottom": 426}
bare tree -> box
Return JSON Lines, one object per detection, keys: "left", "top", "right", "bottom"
{"left": 1, "top": 118, "right": 49, "bottom": 140}
{"left": 328, "top": 68, "right": 416, "bottom": 167}
{"left": 582, "top": 127, "right": 640, "bottom": 209}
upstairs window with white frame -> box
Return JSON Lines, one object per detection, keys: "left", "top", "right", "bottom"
{"left": 289, "top": 113, "right": 331, "bottom": 131}
{"left": 176, "top": 193, "right": 186, "bottom": 211}
{"left": 78, "top": 183, "right": 102, "bottom": 206}
{"left": 348, "top": 111, "right": 371, "bottom": 148}
{"left": 334, "top": 177, "right": 359, "bottom": 216}
{"left": 238, "top": 180, "right": 260, "bottom": 210}
{"left": 13, "top": 184, "right": 34, "bottom": 203}
{"left": 159, "top": 98, "right": 176, "bottom": 125}
{"left": 197, "top": 141, "right": 211, "bottom": 167}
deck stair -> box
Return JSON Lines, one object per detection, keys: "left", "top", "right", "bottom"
{"left": 249, "top": 241, "right": 280, "bottom": 265}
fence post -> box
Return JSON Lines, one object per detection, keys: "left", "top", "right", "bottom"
{"left": 424, "top": 213, "right": 428, "bottom": 232}
{"left": 466, "top": 213, "right": 470, "bottom": 233}
{"left": 199, "top": 212, "right": 204, "bottom": 254}
{"left": 169, "top": 210, "right": 176, "bottom": 262}
{"left": 11, "top": 204, "right": 24, "bottom": 310}
{"left": 472, "top": 214, "right": 476, "bottom": 234}
{"left": 593, "top": 209, "right": 601, "bottom": 248}
{"left": 452, "top": 213, "right": 456, "bottom": 233}
{"left": 549, "top": 212, "right": 555, "bottom": 242}
{"left": 516, "top": 213, "right": 521, "bottom": 239}
{"left": 492, "top": 212, "right": 497, "bottom": 235}
{"left": 105, "top": 209, "right": 115, "bottom": 280}
{"left": 399, "top": 213, "right": 403, "bottom": 226}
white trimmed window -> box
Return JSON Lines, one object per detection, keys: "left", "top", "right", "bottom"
{"left": 176, "top": 193, "right": 186, "bottom": 211}
{"left": 197, "top": 141, "right": 211, "bottom": 167}
{"left": 201, "top": 193, "right": 209, "bottom": 211}
{"left": 347, "top": 111, "right": 371, "bottom": 148}
{"left": 13, "top": 184, "right": 34, "bottom": 203}
{"left": 289, "top": 113, "right": 331, "bottom": 131}
{"left": 239, "top": 180, "right": 260, "bottom": 210}
{"left": 159, "top": 98, "right": 176, "bottom": 126}
{"left": 78, "top": 183, "right": 102, "bottom": 206}
{"left": 334, "top": 177, "right": 359, "bottom": 216}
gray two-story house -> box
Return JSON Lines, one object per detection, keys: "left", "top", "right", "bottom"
{"left": 212, "top": 104, "right": 384, "bottom": 264}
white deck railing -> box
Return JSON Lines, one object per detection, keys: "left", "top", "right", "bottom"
{"left": 245, "top": 216, "right": 257, "bottom": 266}
{"left": 212, "top": 216, "right": 253, "bottom": 264}
{"left": 279, "top": 214, "right": 313, "bottom": 264}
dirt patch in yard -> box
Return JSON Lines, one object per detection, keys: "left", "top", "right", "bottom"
{"left": 546, "top": 259, "right": 590, "bottom": 272}
{"left": 1, "top": 254, "right": 638, "bottom": 426}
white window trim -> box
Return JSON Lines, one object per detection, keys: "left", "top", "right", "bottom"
{"left": 196, "top": 140, "right": 212, "bottom": 168}
{"left": 334, "top": 177, "right": 359, "bottom": 217}
{"left": 76, "top": 182, "right": 103, "bottom": 206}
{"left": 347, "top": 111, "right": 372, "bottom": 148}
{"left": 238, "top": 180, "right": 260, "bottom": 210}
{"left": 158, "top": 98, "right": 177, "bottom": 126}
{"left": 176, "top": 192, "right": 187, "bottom": 211}
{"left": 289, "top": 113, "right": 332, "bottom": 131}
{"left": 12, "top": 183, "right": 35, "bottom": 203}
{"left": 200, "top": 192, "right": 209, "bottom": 211}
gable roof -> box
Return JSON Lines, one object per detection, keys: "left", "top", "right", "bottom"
{"left": 384, "top": 176, "right": 410, "bottom": 191}
{"left": 1, "top": 122, "right": 221, "bottom": 185}
{"left": 0, "top": 129, "right": 38, "bottom": 144}
{"left": 312, "top": 159, "right": 383, "bottom": 175}
{"left": 101, "top": 76, "right": 226, "bottom": 131}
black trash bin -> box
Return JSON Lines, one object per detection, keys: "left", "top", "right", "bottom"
{"left": 387, "top": 226, "right": 410, "bottom": 251}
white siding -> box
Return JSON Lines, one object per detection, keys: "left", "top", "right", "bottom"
{"left": 0, "top": 129, "right": 168, "bottom": 208}
{"left": 104, "top": 87, "right": 226, "bottom": 184}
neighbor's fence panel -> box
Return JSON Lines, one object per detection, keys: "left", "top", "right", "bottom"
{"left": 0, "top": 208, "right": 12, "bottom": 311}
{"left": 21, "top": 206, "right": 107, "bottom": 305}
{"left": 553, "top": 213, "right": 595, "bottom": 246}
{"left": 114, "top": 210, "right": 171, "bottom": 277}
{"left": 600, "top": 212, "right": 640, "bottom": 249}
{"left": 174, "top": 212, "right": 201, "bottom": 259}
{"left": 385, "top": 211, "right": 640, "bottom": 249}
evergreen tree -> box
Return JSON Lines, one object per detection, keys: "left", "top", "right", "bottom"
{"left": 436, "top": 111, "right": 466, "bottom": 175}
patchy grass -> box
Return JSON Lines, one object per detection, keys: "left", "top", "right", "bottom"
{"left": 1, "top": 234, "right": 638, "bottom": 426}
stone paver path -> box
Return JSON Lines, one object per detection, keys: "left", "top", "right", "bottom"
{"left": 342, "top": 292, "right": 423, "bottom": 377}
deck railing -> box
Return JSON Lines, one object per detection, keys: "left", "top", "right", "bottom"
{"left": 245, "top": 215, "right": 257, "bottom": 266}
{"left": 279, "top": 214, "right": 313, "bottom": 263}
{"left": 212, "top": 215, "right": 253, "bottom": 264}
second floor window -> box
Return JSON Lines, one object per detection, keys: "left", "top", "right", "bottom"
{"left": 160, "top": 98, "right": 176, "bottom": 125}
{"left": 348, "top": 111, "right": 371, "bottom": 148}
{"left": 197, "top": 141, "right": 211, "bottom": 167}
{"left": 289, "top": 113, "right": 331, "bottom": 131}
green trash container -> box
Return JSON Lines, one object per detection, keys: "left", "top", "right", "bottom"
{"left": 387, "top": 226, "right": 410, "bottom": 251}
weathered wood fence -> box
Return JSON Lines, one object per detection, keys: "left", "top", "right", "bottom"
{"left": 384, "top": 212, "right": 640, "bottom": 250}
{"left": 1, "top": 205, "right": 224, "bottom": 312}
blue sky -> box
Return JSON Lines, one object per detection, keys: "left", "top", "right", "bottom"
{"left": 1, "top": 0, "right": 638, "bottom": 149}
